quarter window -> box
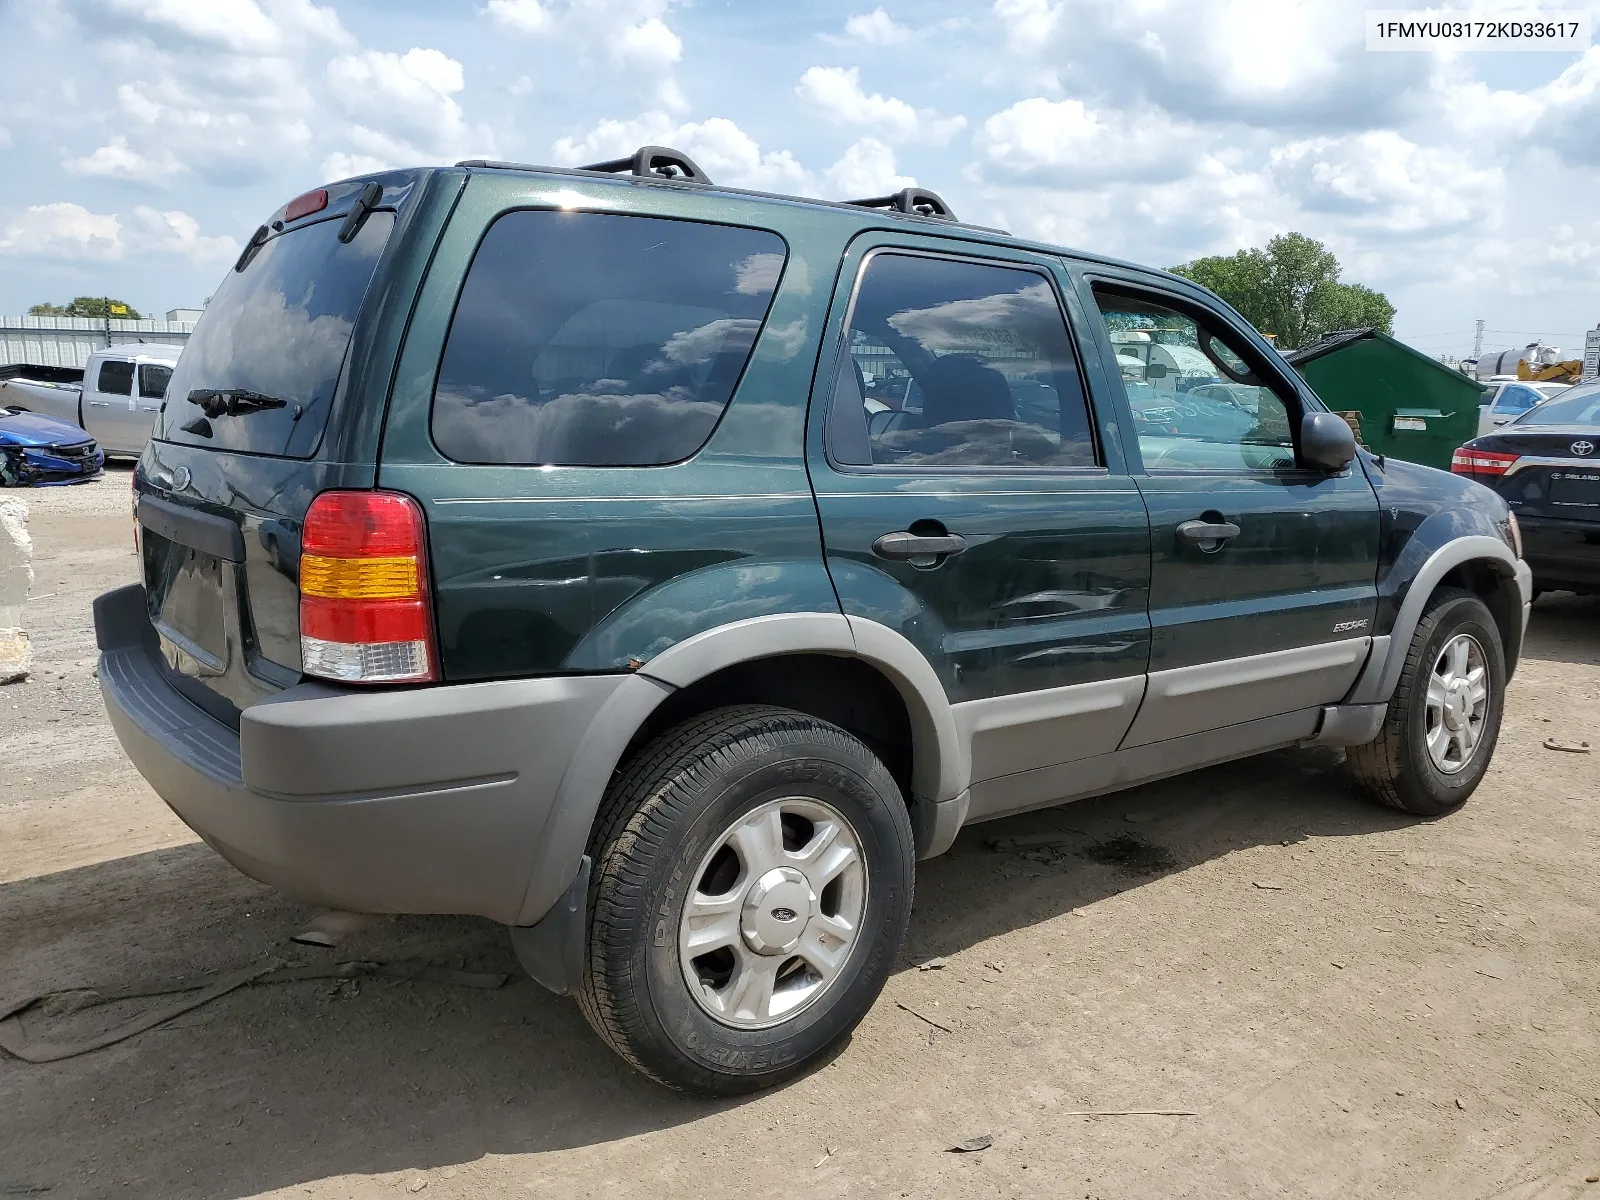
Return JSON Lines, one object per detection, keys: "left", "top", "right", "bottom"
{"left": 98, "top": 360, "right": 134, "bottom": 396}
{"left": 1091, "top": 290, "right": 1297, "bottom": 471}
{"left": 827, "top": 253, "right": 1096, "bottom": 469}
{"left": 432, "top": 210, "right": 787, "bottom": 467}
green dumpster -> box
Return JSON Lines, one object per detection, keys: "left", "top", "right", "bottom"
{"left": 1287, "top": 329, "right": 1486, "bottom": 471}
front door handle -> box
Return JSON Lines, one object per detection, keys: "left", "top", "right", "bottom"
{"left": 1177, "top": 519, "right": 1241, "bottom": 544}
{"left": 88, "top": 400, "right": 111, "bottom": 408}
{"left": 872, "top": 530, "right": 968, "bottom": 560}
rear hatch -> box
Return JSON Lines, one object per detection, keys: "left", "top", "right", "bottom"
{"left": 135, "top": 171, "right": 456, "bottom": 723}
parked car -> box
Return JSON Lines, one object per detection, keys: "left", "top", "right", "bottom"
{"left": 97, "top": 152, "right": 1531, "bottom": 1097}
{"left": 1477, "top": 378, "right": 1570, "bottom": 436}
{"left": 1454, "top": 379, "right": 1600, "bottom": 596}
{"left": 0, "top": 346, "right": 181, "bottom": 457}
{"left": 0, "top": 406, "right": 104, "bottom": 486}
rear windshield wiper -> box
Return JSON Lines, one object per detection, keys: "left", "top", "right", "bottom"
{"left": 187, "top": 388, "right": 288, "bottom": 419}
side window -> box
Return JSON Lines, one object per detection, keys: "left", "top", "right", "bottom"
{"left": 97, "top": 360, "right": 134, "bottom": 396}
{"left": 1091, "top": 289, "right": 1297, "bottom": 472}
{"left": 139, "top": 364, "right": 172, "bottom": 399}
{"left": 827, "top": 253, "right": 1095, "bottom": 469}
{"left": 432, "top": 210, "right": 786, "bottom": 467}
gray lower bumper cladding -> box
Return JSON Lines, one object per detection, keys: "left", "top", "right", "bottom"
{"left": 94, "top": 584, "right": 622, "bottom": 927}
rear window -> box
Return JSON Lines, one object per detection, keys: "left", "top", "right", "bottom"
{"left": 158, "top": 211, "right": 395, "bottom": 457}
{"left": 431, "top": 210, "right": 787, "bottom": 466}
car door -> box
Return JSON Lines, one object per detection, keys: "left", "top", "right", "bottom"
{"left": 128, "top": 361, "right": 172, "bottom": 449}
{"left": 1074, "top": 270, "right": 1380, "bottom": 748}
{"left": 84, "top": 356, "right": 136, "bottom": 452}
{"left": 808, "top": 236, "right": 1152, "bottom": 815}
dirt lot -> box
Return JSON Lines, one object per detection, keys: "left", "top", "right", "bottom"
{"left": 2, "top": 468, "right": 1598, "bottom": 1199}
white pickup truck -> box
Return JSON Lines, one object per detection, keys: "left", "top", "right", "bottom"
{"left": 0, "top": 345, "right": 183, "bottom": 457}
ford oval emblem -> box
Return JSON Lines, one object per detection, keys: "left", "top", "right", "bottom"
{"left": 171, "top": 465, "right": 192, "bottom": 491}
{"left": 1573, "top": 440, "right": 1595, "bottom": 457}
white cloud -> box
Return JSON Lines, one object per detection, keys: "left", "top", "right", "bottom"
{"left": 553, "top": 113, "right": 808, "bottom": 191}
{"left": 100, "top": 0, "right": 350, "bottom": 54}
{"left": 1268, "top": 131, "right": 1503, "bottom": 235}
{"left": 975, "top": 98, "right": 1204, "bottom": 184}
{"left": 63, "top": 136, "right": 184, "bottom": 185}
{"left": 482, "top": 0, "right": 548, "bottom": 33}
{"left": 842, "top": 9, "right": 911, "bottom": 44}
{"left": 796, "top": 66, "right": 965, "bottom": 143}
{"left": 0, "top": 202, "right": 237, "bottom": 264}
{"left": 992, "top": 0, "right": 1433, "bottom": 131}
{"left": 326, "top": 48, "right": 467, "bottom": 148}
{"left": 126, "top": 206, "right": 240, "bottom": 262}
{"left": 0, "top": 126, "right": 12, "bottom": 150}
{"left": 0, "top": 203, "right": 123, "bottom": 261}
{"left": 821, "top": 137, "right": 914, "bottom": 199}
{"left": 481, "top": 0, "right": 687, "bottom": 111}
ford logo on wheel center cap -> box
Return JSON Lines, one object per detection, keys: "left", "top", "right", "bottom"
{"left": 770, "top": 907, "right": 798, "bottom": 922}
{"left": 1572, "top": 440, "right": 1595, "bottom": 456}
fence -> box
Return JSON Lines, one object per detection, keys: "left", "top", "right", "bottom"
{"left": 0, "top": 315, "right": 196, "bottom": 370}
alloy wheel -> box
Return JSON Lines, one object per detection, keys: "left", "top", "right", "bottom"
{"left": 678, "top": 796, "right": 868, "bottom": 1030}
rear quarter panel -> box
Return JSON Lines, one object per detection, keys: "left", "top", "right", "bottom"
{"left": 375, "top": 172, "right": 855, "bottom": 679}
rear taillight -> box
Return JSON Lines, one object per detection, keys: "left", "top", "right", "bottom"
{"left": 1451, "top": 448, "right": 1518, "bottom": 478}
{"left": 299, "top": 490, "right": 436, "bottom": 684}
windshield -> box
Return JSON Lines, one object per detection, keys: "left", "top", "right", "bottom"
{"left": 1512, "top": 382, "right": 1600, "bottom": 427}
{"left": 157, "top": 211, "right": 394, "bottom": 457}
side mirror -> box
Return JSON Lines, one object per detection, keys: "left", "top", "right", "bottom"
{"left": 867, "top": 409, "right": 898, "bottom": 439}
{"left": 1301, "top": 411, "right": 1358, "bottom": 471}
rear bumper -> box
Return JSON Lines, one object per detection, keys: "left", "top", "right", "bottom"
{"left": 1518, "top": 515, "right": 1600, "bottom": 595}
{"left": 94, "top": 584, "right": 623, "bottom": 925}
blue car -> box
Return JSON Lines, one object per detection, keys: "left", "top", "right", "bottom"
{"left": 0, "top": 406, "right": 105, "bottom": 486}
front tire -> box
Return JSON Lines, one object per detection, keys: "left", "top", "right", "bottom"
{"left": 577, "top": 705, "right": 915, "bottom": 1095}
{"left": 1347, "top": 587, "right": 1505, "bottom": 816}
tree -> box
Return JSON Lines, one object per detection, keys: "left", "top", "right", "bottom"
{"left": 1170, "top": 233, "right": 1394, "bottom": 351}
{"left": 27, "top": 297, "right": 144, "bottom": 320}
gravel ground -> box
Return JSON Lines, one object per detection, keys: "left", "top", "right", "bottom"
{"left": 1, "top": 470, "right": 1598, "bottom": 1199}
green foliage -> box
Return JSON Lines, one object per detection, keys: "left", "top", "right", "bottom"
{"left": 1170, "top": 233, "right": 1394, "bottom": 351}
{"left": 27, "top": 297, "right": 144, "bottom": 320}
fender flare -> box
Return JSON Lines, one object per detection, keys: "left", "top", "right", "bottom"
{"left": 513, "top": 612, "right": 966, "bottom": 925}
{"left": 1345, "top": 535, "right": 1523, "bottom": 705}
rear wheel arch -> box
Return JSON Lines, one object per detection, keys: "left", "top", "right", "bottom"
{"left": 513, "top": 613, "right": 963, "bottom": 926}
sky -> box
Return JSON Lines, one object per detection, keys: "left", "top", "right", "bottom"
{"left": 1, "top": 0, "right": 1598, "bottom": 363}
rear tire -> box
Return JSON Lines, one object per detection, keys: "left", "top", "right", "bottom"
{"left": 1347, "top": 588, "right": 1505, "bottom": 816}
{"left": 577, "top": 705, "right": 915, "bottom": 1095}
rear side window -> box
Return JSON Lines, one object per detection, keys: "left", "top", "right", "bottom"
{"left": 158, "top": 210, "right": 395, "bottom": 457}
{"left": 139, "top": 364, "right": 172, "bottom": 399}
{"left": 431, "top": 210, "right": 787, "bottom": 466}
{"left": 98, "top": 360, "right": 134, "bottom": 395}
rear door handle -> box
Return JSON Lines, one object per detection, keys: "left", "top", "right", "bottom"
{"left": 1177, "top": 519, "right": 1241, "bottom": 544}
{"left": 872, "top": 530, "right": 968, "bottom": 560}
{"left": 88, "top": 401, "right": 111, "bottom": 408}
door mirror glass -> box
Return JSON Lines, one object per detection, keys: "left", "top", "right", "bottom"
{"left": 1301, "top": 411, "right": 1358, "bottom": 471}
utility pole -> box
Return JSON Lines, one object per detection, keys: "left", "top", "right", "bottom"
{"left": 104, "top": 295, "right": 112, "bottom": 350}
{"left": 1473, "top": 319, "right": 1485, "bottom": 358}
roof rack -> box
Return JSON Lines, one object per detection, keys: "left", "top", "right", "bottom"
{"left": 846, "top": 188, "right": 957, "bottom": 221}
{"left": 578, "top": 145, "right": 712, "bottom": 185}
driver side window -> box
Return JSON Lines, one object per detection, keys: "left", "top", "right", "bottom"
{"left": 827, "top": 253, "right": 1096, "bottom": 469}
{"left": 1091, "top": 289, "right": 1298, "bottom": 472}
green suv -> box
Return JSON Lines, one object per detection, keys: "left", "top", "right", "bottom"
{"left": 97, "top": 147, "right": 1532, "bottom": 1095}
